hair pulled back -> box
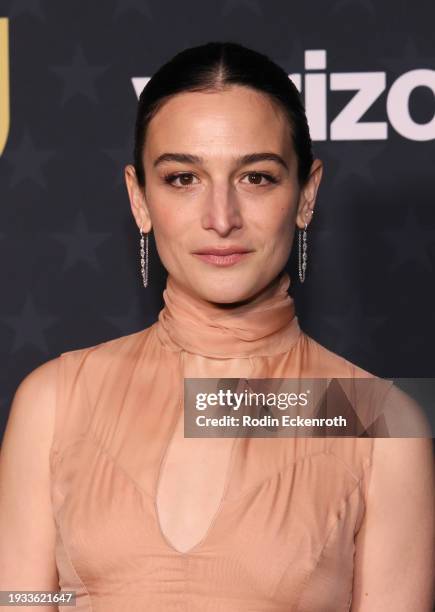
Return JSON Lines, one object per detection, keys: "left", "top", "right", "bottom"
{"left": 133, "top": 41, "right": 313, "bottom": 189}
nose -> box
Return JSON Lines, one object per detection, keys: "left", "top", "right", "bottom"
{"left": 201, "top": 182, "right": 243, "bottom": 237}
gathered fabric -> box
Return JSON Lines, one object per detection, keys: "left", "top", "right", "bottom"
{"left": 49, "top": 270, "right": 390, "bottom": 611}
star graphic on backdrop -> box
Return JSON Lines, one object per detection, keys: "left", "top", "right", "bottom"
{"left": 321, "top": 301, "right": 387, "bottom": 355}
{"left": 113, "top": 0, "right": 153, "bottom": 19}
{"left": 331, "top": 0, "right": 376, "bottom": 17}
{"left": 3, "top": 130, "right": 56, "bottom": 189}
{"left": 221, "top": 0, "right": 262, "bottom": 17}
{"left": 105, "top": 301, "right": 154, "bottom": 333}
{"left": 1, "top": 295, "right": 59, "bottom": 354}
{"left": 49, "top": 44, "right": 109, "bottom": 106}
{"left": 381, "top": 206, "right": 435, "bottom": 272}
{"left": 324, "top": 142, "right": 387, "bottom": 187}
{"left": 103, "top": 137, "right": 133, "bottom": 188}
{"left": 380, "top": 37, "right": 435, "bottom": 73}
{"left": 6, "top": 0, "right": 46, "bottom": 20}
{"left": 51, "top": 211, "right": 112, "bottom": 273}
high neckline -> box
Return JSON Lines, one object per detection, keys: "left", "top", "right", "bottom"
{"left": 155, "top": 270, "right": 302, "bottom": 358}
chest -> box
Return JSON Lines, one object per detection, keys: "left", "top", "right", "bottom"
{"left": 52, "top": 431, "right": 363, "bottom": 611}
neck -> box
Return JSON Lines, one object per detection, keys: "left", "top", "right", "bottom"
{"left": 155, "top": 270, "right": 301, "bottom": 358}
{"left": 167, "top": 269, "right": 288, "bottom": 311}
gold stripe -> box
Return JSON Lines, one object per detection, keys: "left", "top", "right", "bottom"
{"left": 0, "top": 18, "right": 10, "bottom": 157}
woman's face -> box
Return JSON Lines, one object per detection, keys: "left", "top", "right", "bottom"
{"left": 125, "top": 85, "right": 323, "bottom": 304}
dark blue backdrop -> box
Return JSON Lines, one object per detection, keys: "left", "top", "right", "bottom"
{"left": 1, "top": 0, "right": 435, "bottom": 439}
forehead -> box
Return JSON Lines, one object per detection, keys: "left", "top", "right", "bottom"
{"left": 144, "top": 86, "right": 293, "bottom": 160}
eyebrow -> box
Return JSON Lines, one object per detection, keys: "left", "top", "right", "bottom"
{"left": 153, "top": 152, "right": 289, "bottom": 171}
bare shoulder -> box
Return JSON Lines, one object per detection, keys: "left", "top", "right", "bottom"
{"left": 4, "top": 357, "right": 60, "bottom": 442}
{"left": 351, "top": 430, "right": 434, "bottom": 609}
{"left": 367, "top": 384, "right": 434, "bottom": 516}
{"left": 11, "top": 356, "right": 59, "bottom": 398}
{"left": 1, "top": 356, "right": 61, "bottom": 487}
{"left": 380, "top": 382, "right": 433, "bottom": 437}
{"left": 0, "top": 357, "right": 61, "bottom": 588}
{"left": 369, "top": 435, "right": 434, "bottom": 491}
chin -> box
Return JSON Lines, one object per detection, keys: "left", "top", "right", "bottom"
{"left": 194, "top": 276, "right": 261, "bottom": 306}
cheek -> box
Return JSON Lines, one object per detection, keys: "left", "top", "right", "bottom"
{"left": 146, "top": 193, "right": 184, "bottom": 238}
{"left": 148, "top": 207, "right": 192, "bottom": 267}
{"left": 254, "top": 201, "right": 294, "bottom": 239}
{"left": 258, "top": 206, "right": 296, "bottom": 260}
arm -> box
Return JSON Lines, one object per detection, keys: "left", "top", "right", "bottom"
{"left": 0, "top": 358, "right": 59, "bottom": 608}
{"left": 351, "top": 386, "right": 434, "bottom": 611}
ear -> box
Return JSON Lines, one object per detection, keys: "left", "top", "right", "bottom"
{"left": 124, "top": 164, "right": 152, "bottom": 232}
{"left": 295, "top": 159, "right": 323, "bottom": 229}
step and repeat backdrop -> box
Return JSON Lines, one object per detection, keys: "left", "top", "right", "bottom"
{"left": 0, "top": 0, "right": 434, "bottom": 437}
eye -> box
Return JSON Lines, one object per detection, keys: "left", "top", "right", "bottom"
{"left": 163, "top": 172, "right": 199, "bottom": 188}
{"left": 241, "top": 172, "right": 279, "bottom": 186}
{"left": 163, "top": 170, "right": 279, "bottom": 189}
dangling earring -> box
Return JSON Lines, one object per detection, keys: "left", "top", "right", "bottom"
{"left": 139, "top": 225, "right": 149, "bottom": 288}
{"left": 298, "top": 209, "right": 314, "bottom": 283}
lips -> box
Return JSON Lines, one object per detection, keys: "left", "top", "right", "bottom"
{"left": 191, "top": 247, "right": 253, "bottom": 267}
{"left": 192, "top": 246, "right": 252, "bottom": 256}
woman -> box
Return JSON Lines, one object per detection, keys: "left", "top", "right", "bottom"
{"left": 0, "top": 41, "right": 433, "bottom": 611}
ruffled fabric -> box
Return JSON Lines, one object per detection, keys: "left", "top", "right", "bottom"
{"left": 156, "top": 270, "right": 301, "bottom": 357}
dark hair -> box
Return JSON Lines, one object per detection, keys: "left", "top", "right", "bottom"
{"left": 133, "top": 41, "right": 313, "bottom": 189}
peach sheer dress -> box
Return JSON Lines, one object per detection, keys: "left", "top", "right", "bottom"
{"left": 50, "top": 271, "right": 389, "bottom": 611}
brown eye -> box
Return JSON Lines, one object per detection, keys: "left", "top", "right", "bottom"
{"left": 164, "top": 172, "right": 199, "bottom": 188}
{"left": 241, "top": 172, "right": 279, "bottom": 186}
{"left": 179, "top": 174, "right": 193, "bottom": 185}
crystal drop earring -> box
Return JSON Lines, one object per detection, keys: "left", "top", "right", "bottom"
{"left": 139, "top": 225, "right": 149, "bottom": 288}
{"left": 298, "top": 209, "right": 313, "bottom": 283}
